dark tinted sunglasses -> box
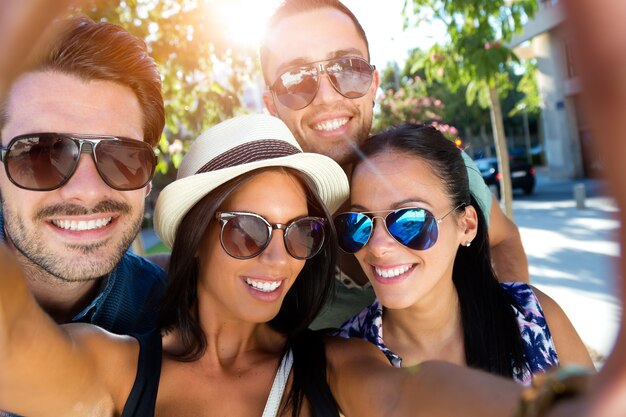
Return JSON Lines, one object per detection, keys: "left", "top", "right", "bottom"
{"left": 334, "top": 205, "right": 464, "bottom": 253}
{"left": 216, "top": 211, "right": 326, "bottom": 260}
{"left": 270, "top": 56, "right": 376, "bottom": 110}
{"left": 0, "top": 133, "right": 157, "bottom": 191}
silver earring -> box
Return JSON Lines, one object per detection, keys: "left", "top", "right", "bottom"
{"left": 464, "top": 240, "right": 472, "bottom": 247}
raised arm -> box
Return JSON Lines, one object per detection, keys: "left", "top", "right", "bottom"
{"left": 325, "top": 335, "right": 522, "bottom": 417}
{"left": 488, "top": 197, "right": 530, "bottom": 283}
{"left": 0, "top": 245, "right": 136, "bottom": 417}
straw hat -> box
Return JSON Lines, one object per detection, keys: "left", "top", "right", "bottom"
{"left": 154, "top": 113, "right": 349, "bottom": 248}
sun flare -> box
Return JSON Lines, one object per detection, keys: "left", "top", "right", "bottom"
{"left": 210, "top": 0, "right": 282, "bottom": 50}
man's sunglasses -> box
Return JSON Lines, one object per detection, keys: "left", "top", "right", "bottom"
{"left": 334, "top": 205, "right": 465, "bottom": 254}
{"left": 270, "top": 56, "right": 376, "bottom": 110}
{"left": 0, "top": 133, "right": 157, "bottom": 191}
{"left": 216, "top": 211, "right": 326, "bottom": 260}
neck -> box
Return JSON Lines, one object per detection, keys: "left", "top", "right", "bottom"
{"left": 168, "top": 291, "right": 286, "bottom": 368}
{"left": 383, "top": 278, "right": 465, "bottom": 366}
{"left": 6, "top": 238, "right": 102, "bottom": 324}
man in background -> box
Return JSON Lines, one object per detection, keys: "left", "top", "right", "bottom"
{"left": 260, "top": 0, "right": 529, "bottom": 327}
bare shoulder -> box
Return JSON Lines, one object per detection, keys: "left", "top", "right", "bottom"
{"left": 530, "top": 286, "right": 595, "bottom": 369}
{"left": 324, "top": 335, "right": 384, "bottom": 360}
{"left": 530, "top": 286, "right": 564, "bottom": 318}
{"left": 62, "top": 323, "right": 143, "bottom": 408}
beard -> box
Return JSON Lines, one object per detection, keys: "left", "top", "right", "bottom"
{"left": 299, "top": 102, "right": 374, "bottom": 167}
{"left": 3, "top": 199, "right": 143, "bottom": 282}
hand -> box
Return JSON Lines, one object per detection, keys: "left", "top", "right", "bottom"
{"left": 0, "top": 0, "right": 77, "bottom": 98}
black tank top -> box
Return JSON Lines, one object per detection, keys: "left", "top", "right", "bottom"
{"left": 119, "top": 330, "right": 339, "bottom": 417}
{"left": 120, "top": 330, "right": 162, "bottom": 417}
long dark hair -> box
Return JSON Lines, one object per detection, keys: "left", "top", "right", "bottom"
{"left": 354, "top": 124, "right": 526, "bottom": 379}
{"left": 158, "top": 166, "right": 338, "bottom": 416}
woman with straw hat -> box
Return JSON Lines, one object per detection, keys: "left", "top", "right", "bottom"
{"left": 1, "top": 114, "right": 592, "bottom": 417}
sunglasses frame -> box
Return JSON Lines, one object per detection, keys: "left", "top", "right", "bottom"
{"left": 334, "top": 204, "right": 466, "bottom": 253}
{"left": 0, "top": 132, "right": 157, "bottom": 192}
{"left": 215, "top": 211, "right": 327, "bottom": 260}
{"left": 269, "top": 56, "right": 376, "bottom": 110}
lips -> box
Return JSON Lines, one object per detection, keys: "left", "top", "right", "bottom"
{"left": 372, "top": 263, "right": 416, "bottom": 280}
{"left": 244, "top": 277, "right": 283, "bottom": 293}
{"left": 312, "top": 117, "right": 349, "bottom": 132}
{"left": 51, "top": 217, "right": 113, "bottom": 231}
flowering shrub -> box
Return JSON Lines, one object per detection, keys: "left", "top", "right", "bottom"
{"left": 374, "top": 76, "right": 460, "bottom": 142}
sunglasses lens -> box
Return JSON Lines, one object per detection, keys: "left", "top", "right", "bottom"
{"left": 95, "top": 139, "right": 156, "bottom": 190}
{"left": 327, "top": 57, "right": 374, "bottom": 98}
{"left": 273, "top": 67, "right": 319, "bottom": 110}
{"left": 285, "top": 218, "right": 325, "bottom": 259}
{"left": 386, "top": 208, "right": 438, "bottom": 251}
{"left": 221, "top": 214, "right": 269, "bottom": 258}
{"left": 5, "top": 135, "right": 78, "bottom": 191}
{"left": 334, "top": 212, "right": 372, "bottom": 253}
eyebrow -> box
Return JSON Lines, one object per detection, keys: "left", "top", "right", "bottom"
{"left": 350, "top": 198, "right": 430, "bottom": 211}
{"left": 274, "top": 48, "right": 367, "bottom": 77}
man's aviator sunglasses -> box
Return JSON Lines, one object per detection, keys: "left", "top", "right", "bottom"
{"left": 0, "top": 133, "right": 157, "bottom": 191}
{"left": 270, "top": 56, "right": 376, "bottom": 110}
{"left": 216, "top": 211, "right": 326, "bottom": 260}
{"left": 334, "top": 205, "right": 466, "bottom": 254}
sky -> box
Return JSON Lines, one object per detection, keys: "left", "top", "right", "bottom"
{"left": 343, "top": 0, "right": 444, "bottom": 67}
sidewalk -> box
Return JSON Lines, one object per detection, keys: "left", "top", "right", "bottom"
{"left": 511, "top": 172, "right": 621, "bottom": 365}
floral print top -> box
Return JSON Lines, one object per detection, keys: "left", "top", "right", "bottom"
{"left": 335, "top": 282, "right": 559, "bottom": 385}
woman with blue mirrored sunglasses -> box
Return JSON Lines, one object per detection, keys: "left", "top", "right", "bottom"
{"left": 335, "top": 123, "right": 594, "bottom": 385}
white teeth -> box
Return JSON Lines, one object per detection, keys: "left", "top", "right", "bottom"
{"left": 374, "top": 265, "right": 413, "bottom": 279}
{"left": 313, "top": 118, "right": 349, "bottom": 132}
{"left": 52, "top": 217, "right": 112, "bottom": 231}
{"left": 245, "top": 278, "right": 282, "bottom": 293}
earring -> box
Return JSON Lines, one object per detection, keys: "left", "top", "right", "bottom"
{"left": 464, "top": 240, "right": 472, "bottom": 247}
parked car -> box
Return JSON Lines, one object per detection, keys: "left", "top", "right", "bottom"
{"left": 474, "top": 156, "right": 536, "bottom": 198}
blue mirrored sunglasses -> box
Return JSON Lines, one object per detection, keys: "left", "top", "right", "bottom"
{"left": 334, "top": 205, "right": 465, "bottom": 253}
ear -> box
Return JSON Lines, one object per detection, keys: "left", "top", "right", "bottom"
{"left": 263, "top": 90, "right": 278, "bottom": 116}
{"left": 371, "top": 66, "right": 381, "bottom": 97}
{"left": 458, "top": 204, "right": 478, "bottom": 245}
{"left": 145, "top": 181, "right": 152, "bottom": 197}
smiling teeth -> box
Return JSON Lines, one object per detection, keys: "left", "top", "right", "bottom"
{"left": 245, "top": 278, "right": 282, "bottom": 293}
{"left": 313, "top": 118, "right": 349, "bottom": 132}
{"left": 375, "top": 265, "right": 413, "bottom": 279}
{"left": 52, "top": 217, "right": 112, "bottom": 231}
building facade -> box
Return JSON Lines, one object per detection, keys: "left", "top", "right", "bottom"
{"left": 512, "top": 0, "right": 599, "bottom": 179}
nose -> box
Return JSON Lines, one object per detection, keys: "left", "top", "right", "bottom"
{"left": 58, "top": 152, "right": 113, "bottom": 203}
{"left": 364, "top": 217, "right": 397, "bottom": 257}
{"left": 258, "top": 229, "right": 291, "bottom": 265}
{"left": 310, "top": 70, "right": 342, "bottom": 105}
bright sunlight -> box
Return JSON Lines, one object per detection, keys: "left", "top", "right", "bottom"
{"left": 209, "top": 0, "right": 282, "bottom": 50}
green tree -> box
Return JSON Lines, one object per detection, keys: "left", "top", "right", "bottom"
{"left": 77, "top": 0, "right": 256, "bottom": 175}
{"left": 374, "top": 71, "right": 459, "bottom": 142}
{"left": 403, "top": 0, "right": 537, "bottom": 217}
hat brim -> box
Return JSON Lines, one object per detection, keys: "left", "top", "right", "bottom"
{"left": 154, "top": 152, "right": 348, "bottom": 248}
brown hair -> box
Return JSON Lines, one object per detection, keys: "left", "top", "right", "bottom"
{"left": 1, "top": 16, "right": 164, "bottom": 147}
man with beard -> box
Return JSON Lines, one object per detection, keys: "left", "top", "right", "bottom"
{"left": 0, "top": 16, "right": 166, "bottom": 335}
{"left": 260, "top": 0, "right": 530, "bottom": 328}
